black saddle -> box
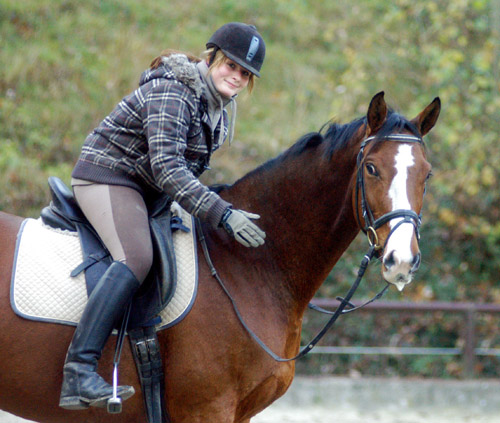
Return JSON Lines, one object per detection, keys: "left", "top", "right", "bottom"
{"left": 40, "top": 177, "right": 187, "bottom": 329}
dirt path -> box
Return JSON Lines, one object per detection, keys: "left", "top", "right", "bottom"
{"left": 2, "top": 377, "right": 500, "bottom": 422}
{"left": 253, "top": 377, "right": 500, "bottom": 423}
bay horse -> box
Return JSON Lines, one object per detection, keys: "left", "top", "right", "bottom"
{"left": 0, "top": 92, "right": 440, "bottom": 423}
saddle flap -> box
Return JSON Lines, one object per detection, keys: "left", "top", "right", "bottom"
{"left": 47, "top": 177, "right": 87, "bottom": 222}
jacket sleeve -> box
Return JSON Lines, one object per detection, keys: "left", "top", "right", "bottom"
{"left": 144, "top": 80, "right": 231, "bottom": 227}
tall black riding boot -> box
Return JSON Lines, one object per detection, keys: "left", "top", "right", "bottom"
{"left": 59, "top": 261, "right": 140, "bottom": 410}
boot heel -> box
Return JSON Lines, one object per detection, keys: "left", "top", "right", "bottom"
{"left": 59, "top": 396, "right": 90, "bottom": 410}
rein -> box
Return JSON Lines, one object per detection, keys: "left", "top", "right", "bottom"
{"left": 197, "top": 133, "right": 424, "bottom": 362}
{"left": 197, "top": 221, "right": 387, "bottom": 362}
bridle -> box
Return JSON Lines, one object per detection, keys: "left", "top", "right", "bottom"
{"left": 355, "top": 133, "right": 424, "bottom": 251}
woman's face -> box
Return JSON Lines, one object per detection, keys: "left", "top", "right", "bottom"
{"left": 210, "top": 59, "right": 251, "bottom": 98}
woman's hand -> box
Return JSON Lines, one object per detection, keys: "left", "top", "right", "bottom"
{"left": 220, "top": 208, "right": 266, "bottom": 247}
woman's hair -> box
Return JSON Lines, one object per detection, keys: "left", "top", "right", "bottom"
{"left": 150, "top": 48, "right": 255, "bottom": 94}
{"left": 150, "top": 49, "right": 201, "bottom": 68}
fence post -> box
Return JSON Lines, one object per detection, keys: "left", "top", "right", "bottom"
{"left": 463, "top": 308, "right": 476, "bottom": 378}
{"left": 492, "top": 0, "right": 500, "bottom": 84}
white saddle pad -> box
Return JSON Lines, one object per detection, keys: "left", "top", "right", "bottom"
{"left": 10, "top": 203, "right": 198, "bottom": 331}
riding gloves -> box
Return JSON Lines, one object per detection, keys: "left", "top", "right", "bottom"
{"left": 220, "top": 208, "right": 266, "bottom": 248}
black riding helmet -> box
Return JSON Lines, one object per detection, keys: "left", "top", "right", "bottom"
{"left": 206, "top": 22, "right": 266, "bottom": 77}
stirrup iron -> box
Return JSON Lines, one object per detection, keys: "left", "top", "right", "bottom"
{"left": 107, "top": 364, "right": 122, "bottom": 413}
{"left": 107, "top": 303, "right": 131, "bottom": 414}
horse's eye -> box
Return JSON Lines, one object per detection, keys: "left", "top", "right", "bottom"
{"left": 426, "top": 171, "right": 433, "bottom": 181}
{"left": 366, "top": 163, "right": 378, "bottom": 177}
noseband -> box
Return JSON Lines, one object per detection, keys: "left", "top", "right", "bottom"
{"left": 355, "top": 134, "right": 424, "bottom": 251}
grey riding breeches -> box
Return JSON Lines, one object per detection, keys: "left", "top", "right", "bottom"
{"left": 72, "top": 180, "right": 153, "bottom": 283}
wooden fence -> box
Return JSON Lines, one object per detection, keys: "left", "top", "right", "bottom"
{"left": 307, "top": 299, "right": 500, "bottom": 377}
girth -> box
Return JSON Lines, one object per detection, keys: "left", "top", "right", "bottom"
{"left": 129, "top": 326, "right": 169, "bottom": 423}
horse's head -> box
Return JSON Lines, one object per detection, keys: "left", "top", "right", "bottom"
{"left": 354, "top": 92, "right": 440, "bottom": 291}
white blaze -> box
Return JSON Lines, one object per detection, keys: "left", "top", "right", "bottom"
{"left": 383, "top": 144, "right": 415, "bottom": 286}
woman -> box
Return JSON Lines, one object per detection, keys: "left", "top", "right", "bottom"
{"left": 59, "top": 22, "right": 266, "bottom": 410}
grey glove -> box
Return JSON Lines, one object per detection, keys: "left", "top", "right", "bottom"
{"left": 220, "top": 208, "right": 266, "bottom": 248}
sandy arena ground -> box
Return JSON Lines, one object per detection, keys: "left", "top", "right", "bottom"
{"left": 2, "top": 376, "right": 500, "bottom": 422}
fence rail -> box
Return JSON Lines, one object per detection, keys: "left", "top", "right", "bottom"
{"left": 307, "top": 299, "right": 500, "bottom": 377}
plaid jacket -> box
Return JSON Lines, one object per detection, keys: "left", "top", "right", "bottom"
{"left": 72, "top": 54, "right": 231, "bottom": 227}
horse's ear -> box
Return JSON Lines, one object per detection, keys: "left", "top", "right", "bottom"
{"left": 411, "top": 97, "right": 441, "bottom": 136}
{"left": 366, "top": 91, "right": 387, "bottom": 135}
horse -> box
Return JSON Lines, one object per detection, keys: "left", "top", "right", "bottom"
{"left": 0, "top": 92, "right": 440, "bottom": 423}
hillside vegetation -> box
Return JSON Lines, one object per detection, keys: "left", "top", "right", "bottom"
{"left": 1, "top": 0, "right": 499, "bottom": 377}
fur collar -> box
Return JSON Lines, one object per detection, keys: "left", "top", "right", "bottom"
{"left": 160, "top": 54, "right": 204, "bottom": 97}
{"left": 139, "top": 54, "right": 205, "bottom": 97}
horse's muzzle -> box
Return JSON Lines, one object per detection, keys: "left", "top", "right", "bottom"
{"left": 382, "top": 249, "right": 421, "bottom": 291}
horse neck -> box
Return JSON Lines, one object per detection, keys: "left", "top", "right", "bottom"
{"left": 221, "top": 137, "right": 363, "bottom": 311}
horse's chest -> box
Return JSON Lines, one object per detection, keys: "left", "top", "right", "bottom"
{"left": 240, "top": 362, "right": 295, "bottom": 418}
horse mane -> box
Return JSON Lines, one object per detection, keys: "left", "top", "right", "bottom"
{"left": 373, "top": 110, "right": 421, "bottom": 139}
{"left": 228, "top": 109, "right": 421, "bottom": 186}
{"left": 321, "top": 116, "right": 366, "bottom": 159}
{"left": 322, "top": 110, "right": 422, "bottom": 157}
{"left": 243, "top": 118, "right": 364, "bottom": 177}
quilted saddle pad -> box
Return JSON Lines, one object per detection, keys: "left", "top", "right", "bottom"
{"left": 10, "top": 203, "right": 198, "bottom": 331}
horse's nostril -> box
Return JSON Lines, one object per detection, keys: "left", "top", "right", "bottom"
{"left": 383, "top": 250, "right": 396, "bottom": 269}
{"left": 411, "top": 253, "right": 421, "bottom": 272}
